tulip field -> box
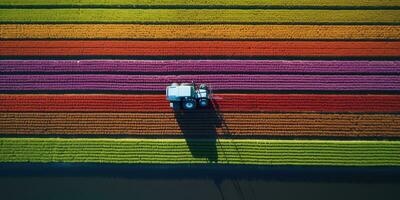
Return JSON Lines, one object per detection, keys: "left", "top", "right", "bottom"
{"left": 1, "top": 112, "right": 400, "bottom": 137}
{"left": 1, "top": 9, "right": 400, "bottom": 24}
{"left": 0, "top": 0, "right": 399, "bottom": 167}
{"left": 1, "top": 25, "right": 399, "bottom": 40}
{"left": 1, "top": 138, "right": 400, "bottom": 166}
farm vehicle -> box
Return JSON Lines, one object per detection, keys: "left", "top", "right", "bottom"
{"left": 166, "top": 82, "right": 211, "bottom": 110}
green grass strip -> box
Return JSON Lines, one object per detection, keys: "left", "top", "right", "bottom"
{"left": 0, "top": 9, "right": 398, "bottom": 24}
{"left": 0, "top": 0, "right": 399, "bottom": 8}
{"left": 1, "top": 138, "right": 399, "bottom": 166}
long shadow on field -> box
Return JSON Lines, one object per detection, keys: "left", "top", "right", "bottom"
{"left": 174, "top": 100, "right": 227, "bottom": 163}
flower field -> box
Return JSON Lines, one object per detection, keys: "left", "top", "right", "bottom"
{"left": 2, "top": 112, "right": 400, "bottom": 136}
{"left": 2, "top": 94, "right": 400, "bottom": 112}
{"left": 1, "top": 60, "right": 400, "bottom": 91}
{"left": 1, "top": 41, "right": 399, "bottom": 57}
{"left": 2, "top": 74, "right": 400, "bottom": 91}
{"left": 1, "top": 0, "right": 398, "bottom": 7}
{"left": 1, "top": 9, "right": 399, "bottom": 23}
{"left": 0, "top": 0, "right": 399, "bottom": 167}
{"left": 1, "top": 25, "right": 399, "bottom": 40}
{"left": 1, "top": 138, "right": 399, "bottom": 166}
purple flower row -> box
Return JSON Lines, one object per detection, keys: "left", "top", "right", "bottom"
{"left": 1, "top": 74, "right": 399, "bottom": 91}
{"left": 1, "top": 60, "right": 399, "bottom": 74}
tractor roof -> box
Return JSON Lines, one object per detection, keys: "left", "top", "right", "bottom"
{"left": 167, "top": 85, "right": 193, "bottom": 98}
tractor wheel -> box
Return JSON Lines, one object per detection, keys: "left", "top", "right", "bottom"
{"left": 198, "top": 98, "right": 209, "bottom": 107}
{"left": 183, "top": 98, "right": 196, "bottom": 110}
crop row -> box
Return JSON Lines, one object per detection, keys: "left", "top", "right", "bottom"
{"left": 1, "top": 138, "right": 399, "bottom": 166}
{"left": 1, "top": 112, "right": 399, "bottom": 137}
{"left": 1, "top": 94, "right": 400, "bottom": 113}
{"left": 0, "top": 9, "right": 399, "bottom": 24}
{"left": 1, "top": 0, "right": 398, "bottom": 8}
{"left": 2, "top": 60, "right": 399, "bottom": 74}
{"left": 1, "top": 41, "right": 398, "bottom": 57}
{"left": 1, "top": 74, "right": 399, "bottom": 92}
{"left": 1, "top": 25, "right": 399, "bottom": 40}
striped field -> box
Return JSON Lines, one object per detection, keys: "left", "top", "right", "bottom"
{"left": 0, "top": 0, "right": 399, "bottom": 168}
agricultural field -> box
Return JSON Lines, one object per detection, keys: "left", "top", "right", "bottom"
{"left": 1, "top": 24, "right": 399, "bottom": 40}
{"left": 0, "top": 0, "right": 399, "bottom": 168}
{"left": 1, "top": 41, "right": 399, "bottom": 57}
{"left": 1, "top": 138, "right": 400, "bottom": 166}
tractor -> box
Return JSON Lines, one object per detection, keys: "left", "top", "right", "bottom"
{"left": 166, "top": 82, "right": 211, "bottom": 110}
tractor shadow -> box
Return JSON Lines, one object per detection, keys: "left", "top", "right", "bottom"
{"left": 174, "top": 100, "right": 227, "bottom": 163}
